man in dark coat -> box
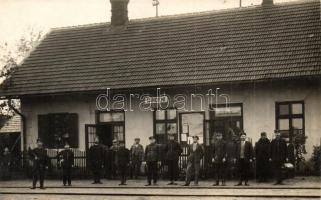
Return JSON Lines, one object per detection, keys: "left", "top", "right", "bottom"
{"left": 1, "top": 147, "right": 12, "bottom": 180}
{"left": 226, "top": 135, "right": 238, "bottom": 179}
{"left": 164, "top": 135, "right": 183, "bottom": 185}
{"left": 110, "top": 139, "right": 120, "bottom": 179}
{"left": 270, "top": 130, "right": 287, "bottom": 185}
{"left": 254, "top": 132, "right": 271, "bottom": 182}
{"left": 211, "top": 132, "right": 227, "bottom": 186}
{"left": 130, "top": 138, "right": 144, "bottom": 179}
{"left": 57, "top": 143, "right": 74, "bottom": 186}
{"left": 29, "top": 139, "right": 49, "bottom": 189}
{"left": 145, "top": 136, "right": 160, "bottom": 186}
{"left": 183, "top": 136, "right": 204, "bottom": 186}
{"left": 116, "top": 141, "right": 130, "bottom": 185}
{"left": 88, "top": 138, "right": 104, "bottom": 184}
{"left": 235, "top": 133, "right": 253, "bottom": 186}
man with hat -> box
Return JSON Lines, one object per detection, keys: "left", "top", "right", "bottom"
{"left": 130, "top": 138, "right": 144, "bottom": 179}
{"left": 235, "top": 132, "right": 253, "bottom": 186}
{"left": 110, "top": 139, "right": 120, "bottom": 179}
{"left": 57, "top": 143, "right": 74, "bottom": 186}
{"left": 211, "top": 132, "right": 227, "bottom": 186}
{"left": 88, "top": 137, "right": 104, "bottom": 184}
{"left": 183, "top": 136, "right": 204, "bottom": 186}
{"left": 270, "top": 130, "right": 287, "bottom": 185}
{"left": 116, "top": 141, "right": 130, "bottom": 185}
{"left": 254, "top": 132, "right": 271, "bottom": 182}
{"left": 144, "top": 136, "right": 160, "bottom": 186}
{"left": 29, "top": 139, "right": 49, "bottom": 189}
{"left": 164, "top": 134, "right": 183, "bottom": 185}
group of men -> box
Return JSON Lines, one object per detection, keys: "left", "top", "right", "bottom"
{"left": 27, "top": 129, "right": 290, "bottom": 189}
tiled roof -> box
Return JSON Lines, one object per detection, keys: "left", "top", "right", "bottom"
{"left": 1, "top": 0, "right": 320, "bottom": 96}
{"left": 0, "top": 115, "right": 21, "bottom": 133}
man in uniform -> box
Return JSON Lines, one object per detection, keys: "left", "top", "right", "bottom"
{"left": 145, "top": 136, "right": 160, "bottom": 186}
{"left": 29, "top": 139, "right": 49, "bottom": 189}
{"left": 235, "top": 133, "right": 253, "bottom": 186}
{"left": 254, "top": 132, "right": 271, "bottom": 182}
{"left": 183, "top": 136, "right": 204, "bottom": 186}
{"left": 270, "top": 130, "right": 287, "bottom": 185}
{"left": 130, "top": 138, "right": 144, "bottom": 179}
{"left": 164, "top": 134, "right": 183, "bottom": 185}
{"left": 88, "top": 138, "right": 104, "bottom": 184}
{"left": 110, "top": 139, "right": 120, "bottom": 179}
{"left": 57, "top": 143, "right": 74, "bottom": 186}
{"left": 212, "top": 132, "right": 227, "bottom": 186}
{"left": 116, "top": 141, "right": 130, "bottom": 185}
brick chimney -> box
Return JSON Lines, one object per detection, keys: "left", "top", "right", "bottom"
{"left": 110, "top": 0, "right": 129, "bottom": 27}
{"left": 262, "top": 0, "right": 273, "bottom": 6}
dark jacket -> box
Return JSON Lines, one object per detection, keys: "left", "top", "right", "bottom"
{"left": 226, "top": 140, "right": 237, "bottom": 162}
{"left": 270, "top": 138, "right": 287, "bottom": 163}
{"left": 116, "top": 147, "right": 130, "bottom": 166}
{"left": 28, "top": 147, "right": 49, "bottom": 170}
{"left": 88, "top": 144, "right": 104, "bottom": 168}
{"left": 212, "top": 140, "right": 227, "bottom": 163}
{"left": 145, "top": 143, "right": 159, "bottom": 162}
{"left": 164, "top": 141, "right": 183, "bottom": 161}
{"left": 130, "top": 144, "right": 144, "bottom": 162}
{"left": 187, "top": 143, "right": 204, "bottom": 163}
{"left": 236, "top": 141, "right": 253, "bottom": 161}
{"left": 57, "top": 149, "right": 74, "bottom": 169}
{"left": 255, "top": 138, "right": 271, "bottom": 162}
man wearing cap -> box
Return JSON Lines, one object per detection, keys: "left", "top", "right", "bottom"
{"left": 130, "top": 138, "right": 144, "bottom": 179}
{"left": 88, "top": 138, "right": 104, "bottom": 184}
{"left": 110, "top": 139, "right": 120, "bottom": 179}
{"left": 144, "top": 136, "right": 160, "bottom": 186}
{"left": 116, "top": 141, "right": 130, "bottom": 185}
{"left": 235, "top": 133, "right": 253, "bottom": 186}
{"left": 211, "top": 132, "right": 227, "bottom": 186}
{"left": 57, "top": 143, "right": 74, "bottom": 186}
{"left": 29, "top": 139, "right": 49, "bottom": 189}
{"left": 254, "top": 132, "right": 271, "bottom": 182}
{"left": 164, "top": 134, "right": 183, "bottom": 185}
{"left": 270, "top": 130, "right": 287, "bottom": 185}
{"left": 183, "top": 136, "right": 204, "bottom": 186}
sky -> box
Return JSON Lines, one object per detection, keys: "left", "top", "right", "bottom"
{"left": 0, "top": 0, "right": 298, "bottom": 46}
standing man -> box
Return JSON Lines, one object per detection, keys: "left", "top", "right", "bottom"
{"left": 116, "top": 141, "right": 130, "bottom": 185}
{"left": 57, "top": 143, "right": 74, "bottom": 186}
{"left": 164, "top": 135, "right": 183, "bottom": 185}
{"left": 226, "top": 135, "right": 238, "bottom": 179}
{"left": 270, "top": 130, "right": 287, "bottom": 185}
{"left": 212, "top": 132, "right": 227, "bottom": 186}
{"left": 110, "top": 139, "right": 120, "bottom": 179}
{"left": 183, "top": 136, "right": 204, "bottom": 186}
{"left": 254, "top": 132, "right": 271, "bottom": 182}
{"left": 29, "top": 139, "right": 49, "bottom": 189}
{"left": 88, "top": 138, "right": 104, "bottom": 184}
{"left": 145, "top": 136, "right": 160, "bottom": 186}
{"left": 130, "top": 138, "right": 144, "bottom": 179}
{"left": 1, "top": 147, "right": 12, "bottom": 180}
{"left": 235, "top": 133, "right": 253, "bottom": 186}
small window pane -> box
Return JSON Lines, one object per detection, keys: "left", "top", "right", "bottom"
{"left": 167, "top": 123, "right": 177, "bottom": 134}
{"left": 292, "top": 118, "right": 303, "bottom": 129}
{"left": 99, "top": 113, "right": 112, "bottom": 122}
{"left": 280, "top": 130, "right": 289, "bottom": 138}
{"left": 292, "top": 104, "right": 303, "bottom": 115}
{"left": 113, "top": 125, "right": 124, "bottom": 141}
{"left": 112, "top": 112, "right": 124, "bottom": 121}
{"left": 279, "top": 104, "right": 289, "bottom": 115}
{"left": 156, "top": 123, "right": 166, "bottom": 135}
{"left": 279, "top": 119, "right": 289, "bottom": 130}
{"left": 155, "top": 110, "right": 165, "bottom": 120}
{"left": 167, "top": 109, "right": 177, "bottom": 120}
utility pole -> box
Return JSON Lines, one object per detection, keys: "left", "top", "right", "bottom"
{"left": 239, "top": 0, "right": 242, "bottom": 7}
{"left": 152, "top": 0, "right": 160, "bottom": 17}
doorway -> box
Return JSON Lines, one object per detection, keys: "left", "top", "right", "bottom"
{"left": 85, "top": 124, "right": 113, "bottom": 150}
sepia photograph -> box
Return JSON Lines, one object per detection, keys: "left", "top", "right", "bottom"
{"left": 0, "top": 0, "right": 320, "bottom": 199}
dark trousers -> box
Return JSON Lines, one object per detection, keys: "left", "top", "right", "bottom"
{"left": 167, "top": 160, "right": 179, "bottom": 182}
{"left": 92, "top": 167, "right": 101, "bottom": 183}
{"left": 185, "top": 161, "right": 200, "bottom": 185}
{"left": 118, "top": 164, "right": 127, "bottom": 184}
{"left": 131, "top": 159, "right": 142, "bottom": 178}
{"left": 256, "top": 159, "right": 269, "bottom": 181}
{"left": 32, "top": 168, "right": 45, "bottom": 188}
{"left": 273, "top": 161, "right": 284, "bottom": 183}
{"left": 238, "top": 159, "right": 250, "bottom": 183}
{"left": 214, "top": 162, "right": 226, "bottom": 183}
{"left": 62, "top": 168, "right": 72, "bottom": 185}
{"left": 146, "top": 161, "right": 158, "bottom": 184}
